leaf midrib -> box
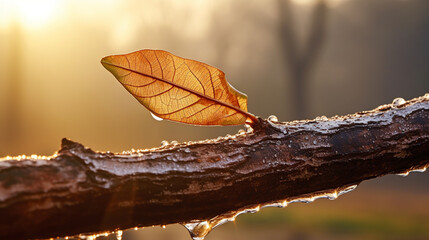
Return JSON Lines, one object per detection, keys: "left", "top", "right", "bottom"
{"left": 101, "top": 60, "right": 256, "bottom": 123}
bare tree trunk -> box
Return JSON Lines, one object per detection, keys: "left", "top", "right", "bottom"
{"left": 4, "top": 20, "right": 23, "bottom": 155}
{"left": 278, "top": 0, "right": 328, "bottom": 119}
{"left": 0, "top": 95, "right": 428, "bottom": 240}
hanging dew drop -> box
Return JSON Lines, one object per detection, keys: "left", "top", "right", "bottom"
{"left": 327, "top": 192, "right": 338, "bottom": 200}
{"left": 397, "top": 171, "right": 410, "bottom": 177}
{"left": 178, "top": 183, "right": 359, "bottom": 240}
{"left": 115, "top": 230, "right": 123, "bottom": 240}
{"left": 282, "top": 200, "right": 288, "bottom": 207}
{"left": 183, "top": 221, "right": 212, "bottom": 240}
{"left": 150, "top": 112, "right": 164, "bottom": 121}
{"left": 87, "top": 235, "right": 96, "bottom": 240}
{"left": 412, "top": 166, "right": 427, "bottom": 172}
{"left": 392, "top": 97, "right": 406, "bottom": 108}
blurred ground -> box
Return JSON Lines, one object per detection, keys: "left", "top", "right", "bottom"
{"left": 1, "top": 0, "right": 429, "bottom": 239}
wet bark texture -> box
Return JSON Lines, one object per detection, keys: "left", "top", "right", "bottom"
{"left": 0, "top": 95, "right": 428, "bottom": 240}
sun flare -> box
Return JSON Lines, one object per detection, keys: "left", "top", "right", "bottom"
{"left": 0, "top": 0, "right": 62, "bottom": 29}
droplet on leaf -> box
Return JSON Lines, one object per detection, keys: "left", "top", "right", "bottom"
{"left": 151, "top": 112, "right": 164, "bottom": 121}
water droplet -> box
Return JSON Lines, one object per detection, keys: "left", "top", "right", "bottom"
{"left": 161, "top": 140, "right": 169, "bottom": 147}
{"left": 170, "top": 140, "right": 179, "bottom": 145}
{"left": 161, "top": 225, "right": 166, "bottom": 229}
{"left": 392, "top": 97, "right": 406, "bottom": 108}
{"left": 338, "top": 185, "right": 357, "bottom": 196}
{"left": 411, "top": 166, "right": 427, "bottom": 173}
{"left": 313, "top": 140, "right": 317, "bottom": 145}
{"left": 282, "top": 200, "right": 288, "bottom": 207}
{"left": 267, "top": 115, "right": 278, "bottom": 122}
{"left": 115, "top": 230, "right": 123, "bottom": 240}
{"left": 216, "top": 136, "right": 224, "bottom": 141}
{"left": 238, "top": 129, "right": 246, "bottom": 135}
{"left": 248, "top": 206, "right": 260, "bottom": 213}
{"left": 290, "top": 198, "right": 313, "bottom": 204}
{"left": 262, "top": 202, "right": 284, "bottom": 208}
{"left": 151, "top": 112, "right": 164, "bottom": 121}
{"left": 424, "top": 93, "right": 429, "bottom": 100}
{"left": 183, "top": 221, "right": 212, "bottom": 240}
{"left": 134, "top": 227, "right": 138, "bottom": 231}
{"left": 326, "top": 192, "right": 338, "bottom": 200}
{"left": 244, "top": 124, "right": 254, "bottom": 133}
{"left": 397, "top": 171, "right": 410, "bottom": 177}
{"left": 87, "top": 235, "right": 96, "bottom": 240}
{"left": 184, "top": 148, "right": 191, "bottom": 153}
{"left": 79, "top": 234, "right": 95, "bottom": 240}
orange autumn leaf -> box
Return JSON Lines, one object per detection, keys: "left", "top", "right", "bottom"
{"left": 101, "top": 50, "right": 257, "bottom": 126}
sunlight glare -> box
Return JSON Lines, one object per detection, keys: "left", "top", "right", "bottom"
{"left": 0, "top": 0, "right": 62, "bottom": 29}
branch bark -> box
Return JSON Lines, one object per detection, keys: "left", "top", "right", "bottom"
{"left": 1, "top": 95, "right": 429, "bottom": 240}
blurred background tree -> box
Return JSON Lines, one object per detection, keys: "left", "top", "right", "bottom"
{"left": 1, "top": 0, "right": 428, "bottom": 239}
{"left": 278, "top": 0, "right": 328, "bottom": 119}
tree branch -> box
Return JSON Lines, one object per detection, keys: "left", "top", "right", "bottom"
{"left": 1, "top": 95, "right": 428, "bottom": 240}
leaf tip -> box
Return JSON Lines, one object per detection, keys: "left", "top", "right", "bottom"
{"left": 100, "top": 55, "right": 113, "bottom": 69}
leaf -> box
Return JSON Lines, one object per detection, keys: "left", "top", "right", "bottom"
{"left": 101, "top": 50, "right": 257, "bottom": 126}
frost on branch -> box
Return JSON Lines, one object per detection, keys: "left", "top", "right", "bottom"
{"left": 0, "top": 94, "right": 428, "bottom": 240}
